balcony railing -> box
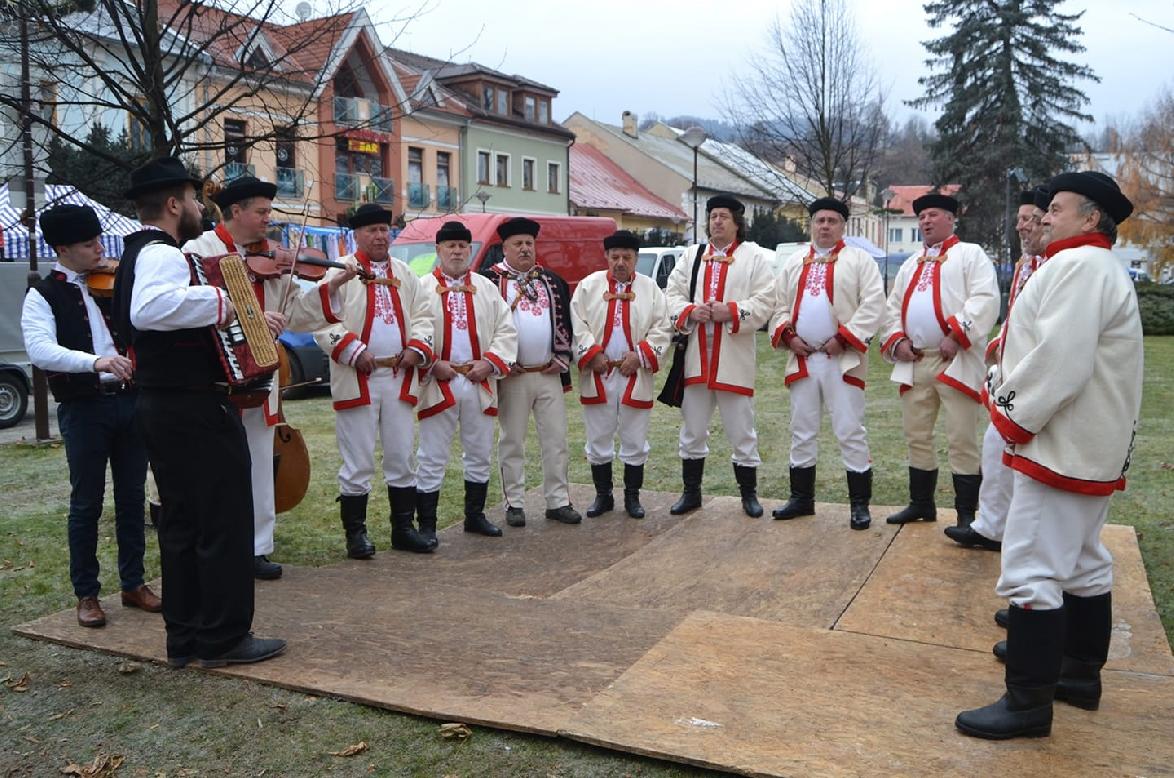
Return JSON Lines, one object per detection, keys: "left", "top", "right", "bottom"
{"left": 407, "top": 182, "right": 430, "bottom": 209}
{"left": 335, "top": 172, "right": 359, "bottom": 201}
{"left": 436, "top": 185, "right": 458, "bottom": 211}
{"left": 335, "top": 173, "right": 395, "bottom": 205}
{"left": 276, "top": 167, "right": 304, "bottom": 198}
{"left": 224, "top": 161, "right": 255, "bottom": 181}
{"left": 367, "top": 175, "right": 394, "bottom": 204}
{"left": 333, "top": 96, "right": 394, "bottom": 133}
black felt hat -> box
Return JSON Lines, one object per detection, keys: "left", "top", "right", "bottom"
{"left": 1018, "top": 190, "right": 1037, "bottom": 207}
{"left": 807, "top": 197, "right": 850, "bottom": 219}
{"left": 348, "top": 204, "right": 393, "bottom": 229}
{"left": 436, "top": 220, "right": 473, "bottom": 243}
{"left": 1032, "top": 186, "right": 1053, "bottom": 211}
{"left": 603, "top": 230, "right": 641, "bottom": 251}
{"left": 705, "top": 193, "right": 744, "bottom": 214}
{"left": 124, "top": 156, "right": 203, "bottom": 199}
{"left": 40, "top": 204, "right": 101, "bottom": 248}
{"left": 497, "top": 217, "right": 541, "bottom": 240}
{"left": 911, "top": 193, "right": 959, "bottom": 215}
{"left": 1046, "top": 171, "right": 1133, "bottom": 224}
{"left": 213, "top": 176, "right": 278, "bottom": 209}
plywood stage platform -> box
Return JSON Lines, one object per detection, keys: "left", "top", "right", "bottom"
{"left": 16, "top": 486, "right": 1174, "bottom": 776}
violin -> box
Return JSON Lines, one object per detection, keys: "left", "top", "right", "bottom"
{"left": 241, "top": 241, "right": 374, "bottom": 282}
{"left": 85, "top": 259, "right": 119, "bottom": 298}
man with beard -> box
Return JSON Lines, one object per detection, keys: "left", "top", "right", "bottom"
{"left": 955, "top": 171, "right": 1141, "bottom": 740}
{"left": 112, "top": 157, "right": 285, "bottom": 668}
{"left": 184, "top": 176, "right": 357, "bottom": 578}
{"left": 664, "top": 194, "right": 777, "bottom": 518}
{"left": 769, "top": 198, "right": 886, "bottom": 530}
{"left": 482, "top": 217, "right": 580, "bottom": 527}
{"left": 880, "top": 193, "right": 999, "bottom": 529}
{"left": 313, "top": 204, "right": 436, "bottom": 559}
{"left": 946, "top": 187, "right": 1052, "bottom": 554}
{"left": 571, "top": 230, "right": 671, "bottom": 519}
{"left": 415, "top": 221, "right": 517, "bottom": 540}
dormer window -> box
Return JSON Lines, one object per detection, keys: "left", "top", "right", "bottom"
{"left": 245, "top": 47, "right": 269, "bottom": 69}
{"left": 523, "top": 94, "right": 535, "bottom": 122}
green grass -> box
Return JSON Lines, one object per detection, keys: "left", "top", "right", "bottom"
{"left": 2, "top": 337, "right": 1171, "bottom": 775}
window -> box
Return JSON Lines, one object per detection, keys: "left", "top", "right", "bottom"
{"left": 275, "top": 127, "right": 296, "bottom": 169}
{"left": 911, "top": 227, "right": 921, "bottom": 243}
{"left": 245, "top": 47, "right": 269, "bottom": 69}
{"left": 497, "top": 89, "right": 508, "bottom": 115}
{"left": 495, "top": 153, "right": 510, "bottom": 187}
{"left": 889, "top": 227, "right": 902, "bottom": 243}
{"left": 538, "top": 98, "right": 549, "bottom": 125}
{"left": 408, "top": 146, "right": 423, "bottom": 185}
{"left": 483, "top": 85, "right": 495, "bottom": 112}
{"left": 523, "top": 95, "right": 536, "bottom": 122}
{"left": 522, "top": 158, "right": 535, "bottom": 191}
{"left": 436, "top": 152, "right": 450, "bottom": 189}
{"left": 224, "top": 119, "right": 247, "bottom": 164}
{"left": 38, "top": 81, "right": 57, "bottom": 127}
{"left": 477, "top": 151, "right": 491, "bottom": 185}
{"left": 547, "top": 161, "right": 561, "bottom": 194}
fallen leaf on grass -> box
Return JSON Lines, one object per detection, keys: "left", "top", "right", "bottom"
{"left": 1159, "top": 462, "right": 1173, "bottom": 470}
{"left": 116, "top": 662, "right": 141, "bottom": 675}
{"left": 48, "top": 708, "right": 75, "bottom": 721}
{"left": 3, "top": 673, "right": 30, "bottom": 692}
{"left": 328, "top": 741, "right": 368, "bottom": 757}
{"left": 61, "top": 753, "right": 124, "bottom": 777}
{"left": 56, "top": 679, "right": 72, "bottom": 688}
{"left": 439, "top": 723, "right": 471, "bottom": 740}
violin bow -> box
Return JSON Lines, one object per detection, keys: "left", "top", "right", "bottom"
{"left": 282, "top": 177, "right": 317, "bottom": 304}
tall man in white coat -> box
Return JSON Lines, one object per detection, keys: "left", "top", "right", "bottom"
{"left": 313, "top": 204, "right": 436, "bottom": 559}
{"left": 946, "top": 186, "right": 1051, "bottom": 553}
{"left": 415, "top": 221, "right": 517, "bottom": 540}
{"left": 664, "top": 194, "right": 777, "bottom": 517}
{"left": 571, "top": 230, "right": 672, "bottom": 519}
{"left": 955, "top": 171, "right": 1141, "bottom": 740}
{"left": 880, "top": 193, "right": 999, "bottom": 528}
{"left": 769, "top": 198, "right": 885, "bottom": 529}
{"left": 184, "top": 176, "right": 360, "bottom": 578}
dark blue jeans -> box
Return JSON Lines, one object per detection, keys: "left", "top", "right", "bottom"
{"left": 57, "top": 392, "right": 149, "bottom": 598}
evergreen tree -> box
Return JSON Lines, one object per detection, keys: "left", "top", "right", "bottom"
{"left": 46, "top": 125, "right": 139, "bottom": 216}
{"left": 911, "top": 1, "right": 1097, "bottom": 254}
{"left": 747, "top": 208, "right": 807, "bottom": 248}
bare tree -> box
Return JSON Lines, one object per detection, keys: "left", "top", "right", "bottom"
{"left": 725, "top": 0, "right": 887, "bottom": 201}
{"left": 0, "top": 0, "right": 410, "bottom": 183}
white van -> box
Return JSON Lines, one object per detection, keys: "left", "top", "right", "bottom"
{"left": 636, "top": 246, "right": 686, "bottom": 288}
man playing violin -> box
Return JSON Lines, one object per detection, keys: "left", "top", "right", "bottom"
{"left": 21, "top": 203, "right": 159, "bottom": 628}
{"left": 184, "top": 175, "right": 358, "bottom": 579}
{"left": 314, "top": 204, "right": 438, "bottom": 558}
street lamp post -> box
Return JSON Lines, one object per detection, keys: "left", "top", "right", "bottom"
{"left": 680, "top": 126, "right": 708, "bottom": 243}
{"left": 880, "top": 187, "right": 896, "bottom": 296}
{"left": 475, "top": 190, "right": 491, "bottom": 213}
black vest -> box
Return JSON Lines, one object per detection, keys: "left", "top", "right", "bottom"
{"left": 112, "top": 229, "right": 222, "bottom": 389}
{"left": 33, "top": 272, "right": 123, "bottom": 402}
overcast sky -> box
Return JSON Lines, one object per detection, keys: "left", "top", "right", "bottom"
{"left": 372, "top": 0, "right": 1172, "bottom": 131}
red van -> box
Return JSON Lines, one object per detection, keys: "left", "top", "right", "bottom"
{"left": 390, "top": 214, "right": 616, "bottom": 292}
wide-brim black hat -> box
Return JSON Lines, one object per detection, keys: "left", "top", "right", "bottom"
{"left": 124, "top": 156, "right": 203, "bottom": 199}
{"left": 912, "top": 193, "right": 959, "bottom": 215}
{"left": 40, "top": 203, "right": 101, "bottom": 247}
{"left": 705, "top": 193, "right": 744, "bottom": 214}
{"left": 603, "top": 230, "right": 641, "bottom": 251}
{"left": 497, "top": 217, "right": 541, "bottom": 240}
{"left": 214, "top": 176, "right": 278, "bottom": 209}
{"left": 1018, "top": 189, "right": 1037, "bottom": 207}
{"left": 1046, "top": 171, "right": 1133, "bottom": 224}
{"left": 348, "top": 204, "right": 393, "bottom": 229}
{"left": 436, "top": 220, "right": 473, "bottom": 243}
{"left": 807, "top": 197, "right": 849, "bottom": 219}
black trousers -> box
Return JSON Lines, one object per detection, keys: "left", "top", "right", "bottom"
{"left": 57, "top": 393, "right": 148, "bottom": 598}
{"left": 137, "top": 389, "right": 254, "bottom": 659}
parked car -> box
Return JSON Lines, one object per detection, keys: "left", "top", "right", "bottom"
{"left": 636, "top": 247, "right": 685, "bottom": 289}
{"left": 0, "top": 262, "right": 32, "bottom": 428}
{"left": 0, "top": 362, "right": 30, "bottom": 429}
{"left": 390, "top": 214, "right": 616, "bottom": 293}
{"left": 1127, "top": 267, "right": 1152, "bottom": 284}
{"left": 278, "top": 277, "right": 330, "bottom": 400}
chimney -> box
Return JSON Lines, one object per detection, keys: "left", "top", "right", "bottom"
{"left": 621, "top": 110, "right": 638, "bottom": 138}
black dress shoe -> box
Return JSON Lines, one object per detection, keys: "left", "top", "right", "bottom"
{"left": 253, "top": 555, "right": 283, "bottom": 580}
{"left": 505, "top": 507, "right": 526, "bottom": 527}
{"left": 944, "top": 525, "right": 1002, "bottom": 551}
{"left": 995, "top": 608, "right": 1009, "bottom": 629}
{"left": 463, "top": 514, "right": 503, "bottom": 536}
{"left": 545, "top": 505, "right": 582, "bottom": 524}
{"left": 199, "top": 635, "right": 287, "bottom": 668}
{"left": 167, "top": 655, "right": 193, "bottom": 669}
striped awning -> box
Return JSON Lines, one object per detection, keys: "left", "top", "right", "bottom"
{"left": 1, "top": 184, "right": 142, "bottom": 261}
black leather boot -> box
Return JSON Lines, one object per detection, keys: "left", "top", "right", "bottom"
{"left": 463, "top": 480, "right": 502, "bottom": 536}
{"left": 670, "top": 458, "right": 705, "bottom": 515}
{"left": 995, "top": 608, "right": 1009, "bottom": 628}
{"left": 623, "top": 463, "right": 645, "bottom": 519}
{"left": 415, "top": 490, "right": 441, "bottom": 549}
{"left": 337, "top": 493, "right": 375, "bottom": 559}
{"left": 388, "top": 485, "right": 436, "bottom": 553}
{"left": 1056, "top": 592, "right": 1111, "bottom": 710}
{"left": 734, "top": 464, "right": 763, "bottom": 517}
{"left": 956, "top": 605, "right": 1064, "bottom": 739}
{"left": 944, "top": 523, "right": 1002, "bottom": 550}
{"left": 886, "top": 467, "right": 938, "bottom": 524}
{"left": 586, "top": 462, "right": 614, "bottom": 518}
{"left": 846, "top": 469, "right": 872, "bottom": 530}
{"left": 772, "top": 466, "right": 815, "bottom": 520}
{"left": 952, "top": 473, "right": 982, "bottom": 527}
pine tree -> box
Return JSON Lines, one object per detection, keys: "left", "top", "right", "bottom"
{"left": 910, "top": 0, "right": 1097, "bottom": 254}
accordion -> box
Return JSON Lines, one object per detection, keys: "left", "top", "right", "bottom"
{"left": 188, "top": 252, "right": 279, "bottom": 408}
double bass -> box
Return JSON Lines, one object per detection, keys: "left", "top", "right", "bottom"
{"left": 273, "top": 342, "right": 311, "bottom": 514}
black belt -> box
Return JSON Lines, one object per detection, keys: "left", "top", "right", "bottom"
{"left": 97, "top": 382, "right": 134, "bottom": 396}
